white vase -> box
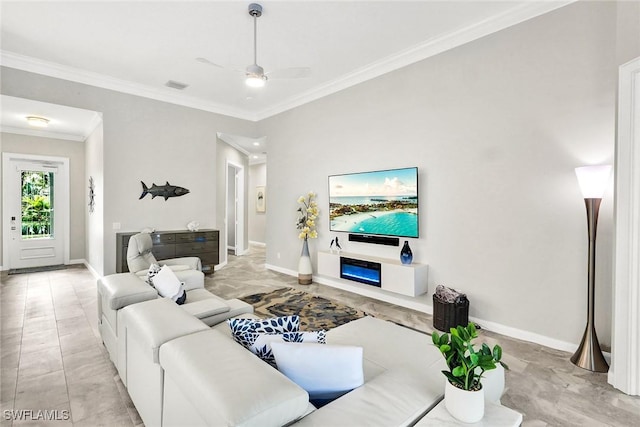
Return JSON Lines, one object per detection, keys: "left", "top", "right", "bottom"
{"left": 298, "top": 238, "right": 312, "bottom": 285}
{"left": 444, "top": 380, "right": 484, "bottom": 423}
{"left": 481, "top": 364, "right": 505, "bottom": 404}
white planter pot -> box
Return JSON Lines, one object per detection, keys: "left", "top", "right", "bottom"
{"left": 481, "top": 364, "right": 505, "bottom": 404}
{"left": 444, "top": 380, "right": 485, "bottom": 423}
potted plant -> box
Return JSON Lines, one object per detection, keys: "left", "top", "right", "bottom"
{"left": 432, "top": 323, "right": 505, "bottom": 423}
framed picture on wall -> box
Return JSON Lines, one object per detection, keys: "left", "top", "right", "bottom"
{"left": 256, "top": 186, "right": 266, "bottom": 212}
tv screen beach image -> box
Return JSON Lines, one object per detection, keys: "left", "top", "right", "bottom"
{"left": 329, "top": 167, "right": 418, "bottom": 238}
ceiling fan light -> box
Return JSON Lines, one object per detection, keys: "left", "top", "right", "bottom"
{"left": 246, "top": 75, "right": 266, "bottom": 88}
{"left": 26, "top": 116, "right": 50, "bottom": 127}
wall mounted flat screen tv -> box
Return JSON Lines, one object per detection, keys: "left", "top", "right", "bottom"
{"left": 329, "top": 167, "right": 419, "bottom": 238}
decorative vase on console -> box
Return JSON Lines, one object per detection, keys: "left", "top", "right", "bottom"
{"left": 296, "top": 192, "right": 319, "bottom": 285}
{"left": 400, "top": 241, "right": 413, "bottom": 265}
{"left": 298, "top": 237, "right": 313, "bottom": 285}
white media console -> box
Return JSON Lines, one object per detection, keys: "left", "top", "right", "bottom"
{"left": 317, "top": 250, "right": 429, "bottom": 297}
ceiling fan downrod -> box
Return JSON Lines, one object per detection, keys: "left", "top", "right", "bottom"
{"left": 245, "top": 3, "right": 266, "bottom": 87}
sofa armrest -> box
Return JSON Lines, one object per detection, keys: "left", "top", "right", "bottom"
{"left": 160, "top": 329, "right": 309, "bottom": 427}
{"left": 162, "top": 257, "right": 202, "bottom": 271}
{"left": 98, "top": 273, "right": 158, "bottom": 310}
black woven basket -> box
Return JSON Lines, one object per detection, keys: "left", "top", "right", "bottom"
{"left": 433, "top": 294, "right": 469, "bottom": 332}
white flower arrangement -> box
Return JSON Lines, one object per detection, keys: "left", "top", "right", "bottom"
{"left": 296, "top": 192, "right": 319, "bottom": 240}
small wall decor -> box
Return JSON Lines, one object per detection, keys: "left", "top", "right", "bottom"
{"left": 139, "top": 181, "right": 189, "bottom": 201}
{"left": 88, "top": 176, "right": 96, "bottom": 213}
{"left": 256, "top": 186, "right": 266, "bottom": 212}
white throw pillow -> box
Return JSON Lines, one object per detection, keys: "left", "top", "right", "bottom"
{"left": 152, "top": 264, "right": 182, "bottom": 299}
{"left": 271, "top": 342, "right": 364, "bottom": 401}
{"left": 246, "top": 331, "right": 326, "bottom": 367}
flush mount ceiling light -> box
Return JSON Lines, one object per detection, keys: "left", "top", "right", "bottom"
{"left": 26, "top": 116, "right": 50, "bottom": 127}
{"left": 196, "top": 3, "right": 310, "bottom": 89}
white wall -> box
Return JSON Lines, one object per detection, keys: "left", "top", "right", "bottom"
{"left": 258, "top": 1, "right": 620, "bottom": 349}
{"left": 0, "top": 67, "right": 256, "bottom": 274}
{"left": 0, "top": 133, "right": 86, "bottom": 263}
{"left": 85, "top": 122, "right": 104, "bottom": 275}
{"left": 249, "top": 162, "right": 267, "bottom": 245}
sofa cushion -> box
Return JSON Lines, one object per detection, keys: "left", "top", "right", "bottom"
{"left": 271, "top": 342, "right": 364, "bottom": 401}
{"left": 181, "top": 298, "right": 230, "bottom": 319}
{"left": 99, "top": 273, "right": 158, "bottom": 310}
{"left": 244, "top": 331, "right": 327, "bottom": 367}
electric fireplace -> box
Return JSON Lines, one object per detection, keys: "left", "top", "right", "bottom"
{"left": 340, "top": 257, "right": 382, "bottom": 287}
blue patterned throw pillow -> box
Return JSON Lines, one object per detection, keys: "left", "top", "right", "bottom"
{"left": 227, "top": 316, "right": 326, "bottom": 367}
{"left": 228, "top": 315, "right": 301, "bottom": 347}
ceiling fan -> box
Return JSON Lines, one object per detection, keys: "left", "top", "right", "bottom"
{"left": 197, "top": 3, "right": 311, "bottom": 88}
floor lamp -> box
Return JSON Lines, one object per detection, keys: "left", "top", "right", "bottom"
{"left": 571, "top": 165, "right": 612, "bottom": 372}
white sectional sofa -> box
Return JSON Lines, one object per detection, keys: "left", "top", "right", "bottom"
{"left": 158, "top": 315, "right": 447, "bottom": 427}
{"left": 118, "top": 298, "right": 446, "bottom": 427}
{"left": 96, "top": 272, "right": 253, "bottom": 385}
{"left": 98, "top": 271, "right": 448, "bottom": 426}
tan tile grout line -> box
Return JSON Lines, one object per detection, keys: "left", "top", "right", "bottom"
{"left": 49, "top": 271, "right": 75, "bottom": 424}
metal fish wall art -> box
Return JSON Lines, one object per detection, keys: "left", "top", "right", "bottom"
{"left": 139, "top": 181, "right": 190, "bottom": 201}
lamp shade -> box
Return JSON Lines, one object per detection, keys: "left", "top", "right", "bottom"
{"left": 575, "top": 165, "right": 612, "bottom": 198}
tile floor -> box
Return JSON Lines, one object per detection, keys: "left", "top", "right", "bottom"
{"left": 1, "top": 245, "right": 639, "bottom": 426}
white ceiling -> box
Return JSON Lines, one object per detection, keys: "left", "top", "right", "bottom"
{"left": 0, "top": 1, "right": 573, "bottom": 149}
{"left": 0, "top": 95, "right": 102, "bottom": 142}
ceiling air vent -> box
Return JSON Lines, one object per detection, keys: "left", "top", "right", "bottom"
{"left": 165, "top": 80, "right": 189, "bottom": 90}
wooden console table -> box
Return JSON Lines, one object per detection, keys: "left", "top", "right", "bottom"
{"left": 116, "top": 229, "right": 219, "bottom": 274}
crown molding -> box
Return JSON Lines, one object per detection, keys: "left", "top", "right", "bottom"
{"left": 1, "top": 1, "right": 574, "bottom": 123}
{"left": 0, "top": 51, "right": 259, "bottom": 122}
{"left": 254, "top": 0, "right": 576, "bottom": 120}
{"left": 0, "top": 125, "right": 86, "bottom": 142}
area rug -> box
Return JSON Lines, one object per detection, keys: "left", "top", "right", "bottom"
{"left": 240, "top": 288, "right": 366, "bottom": 330}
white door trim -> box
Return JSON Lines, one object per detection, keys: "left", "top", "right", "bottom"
{"left": 609, "top": 56, "right": 640, "bottom": 395}
{"left": 2, "top": 152, "right": 70, "bottom": 270}
{"left": 225, "top": 160, "right": 246, "bottom": 256}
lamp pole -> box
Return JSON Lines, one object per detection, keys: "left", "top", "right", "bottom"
{"left": 571, "top": 165, "right": 611, "bottom": 372}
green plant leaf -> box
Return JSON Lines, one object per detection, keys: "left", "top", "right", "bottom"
{"left": 451, "top": 334, "right": 464, "bottom": 350}
{"left": 452, "top": 366, "right": 465, "bottom": 377}
{"left": 439, "top": 344, "right": 451, "bottom": 353}
{"left": 481, "top": 343, "right": 491, "bottom": 355}
{"left": 450, "top": 327, "right": 459, "bottom": 338}
{"left": 470, "top": 353, "right": 479, "bottom": 366}
{"left": 468, "top": 322, "right": 477, "bottom": 338}
{"left": 439, "top": 334, "right": 449, "bottom": 346}
{"left": 431, "top": 332, "right": 440, "bottom": 346}
{"left": 493, "top": 345, "right": 503, "bottom": 362}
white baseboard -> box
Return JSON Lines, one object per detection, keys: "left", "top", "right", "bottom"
{"left": 82, "top": 261, "right": 101, "bottom": 280}
{"left": 249, "top": 241, "right": 266, "bottom": 247}
{"left": 264, "top": 263, "right": 591, "bottom": 356}
{"left": 69, "top": 258, "right": 85, "bottom": 265}
{"left": 214, "top": 261, "right": 228, "bottom": 271}
{"left": 265, "top": 263, "right": 297, "bottom": 277}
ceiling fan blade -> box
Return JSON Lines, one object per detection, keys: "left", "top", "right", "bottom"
{"left": 197, "top": 57, "right": 246, "bottom": 74}
{"left": 195, "top": 57, "right": 225, "bottom": 69}
{"left": 265, "top": 67, "right": 311, "bottom": 80}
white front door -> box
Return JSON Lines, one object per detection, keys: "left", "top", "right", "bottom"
{"left": 3, "top": 153, "right": 69, "bottom": 269}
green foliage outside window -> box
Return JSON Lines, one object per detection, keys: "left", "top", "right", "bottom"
{"left": 21, "top": 171, "right": 54, "bottom": 239}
